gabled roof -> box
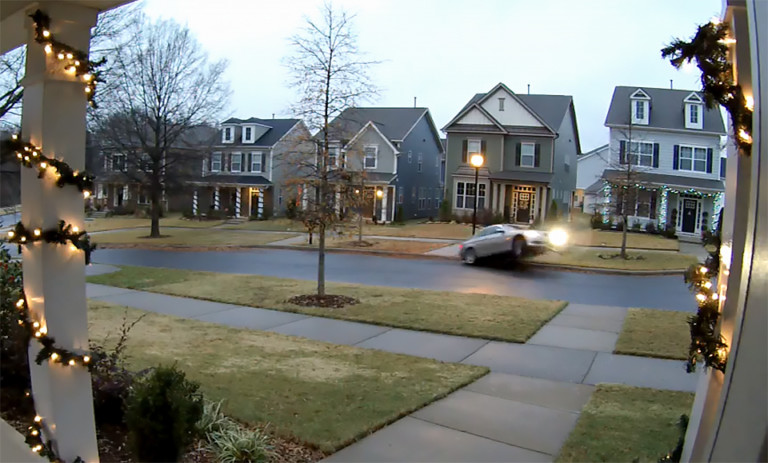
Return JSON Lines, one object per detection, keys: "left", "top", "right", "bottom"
{"left": 327, "top": 108, "right": 430, "bottom": 142}
{"left": 579, "top": 144, "right": 609, "bottom": 161}
{"left": 218, "top": 118, "right": 302, "bottom": 147}
{"left": 604, "top": 86, "right": 726, "bottom": 134}
{"left": 343, "top": 121, "right": 400, "bottom": 154}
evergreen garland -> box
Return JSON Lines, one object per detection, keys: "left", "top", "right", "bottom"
{"left": 662, "top": 22, "right": 753, "bottom": 156}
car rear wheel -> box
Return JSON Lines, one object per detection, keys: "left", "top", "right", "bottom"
{"left": 511, "top": 237, "right": 526, "bottom": 259}
{"left": 463, "top": 248, "right": 477, "bottom": 265}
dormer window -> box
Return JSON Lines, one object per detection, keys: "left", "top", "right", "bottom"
{"left": 630, "top": 89, "right": 650, "bottom": 125}
{"left": 242, "top": 126, "right": 255, "bottom": 143}
{"left": 498, "top": 98, "right": 505, "bottom": 111}
{"left": 684, "top": 93, "right": 704, "bottom": 129}
{"left": 222, "top": 126, "right": 234, "bottom": 143}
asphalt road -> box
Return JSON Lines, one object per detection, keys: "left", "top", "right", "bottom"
{"left": 91, "top": 248, "right": 696, "bottom": 311}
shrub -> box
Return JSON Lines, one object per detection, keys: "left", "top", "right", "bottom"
{"left": 590, "top": 212, "right": 604, "bottom": 229}
{"left": 0, "top": 242, "right": 29, "bottom": 390}
{"left": 662, "top": 226, "right": 678, "bottom": 239}
{"left": 206, "top": 424, "right": 272, "bottom": 463}
{"left": 547, "top": 199, "right": 559, "bottom": 221}
{"left": 645, "top": 221, "right": 658, "bottom": 234}
{"left": 492, "top": 212, "right": 505, "bottom": 225}
{"left": 438, "top": 199, "right": 452, "bottom": 222}
{"left": 476, "top": 208, "right": 495, "bottom": 226}
{"left": 285, "top": 199, "right": 299, "bottom": 220}
{"left": 112, "top": 205, "right": 136, "bottom": 216}
{"left": 198, "top": 399, "right": 230, "bottom": 436}
{"left": 395, "top": 205, "right": 405, "bottom": 224}
{"left": 631, "top": 220, "right": 642, "bottom": 232}
{"left": 125, "top": 365, "right": 204, "bottom": 462}
{"left": 207, "top": 209, "right": 227, "bottom": 220}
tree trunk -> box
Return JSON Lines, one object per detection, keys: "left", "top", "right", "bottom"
{"left": 358, "top": 201, "right": 363, "bottom": 242}
{"left": 620, "top": 215, "right": 628, "bottom": 259}
{"left": 317, "top": 223, "right": 326, "bottom": 296}
{"left": 150, "top": 187, "right": 161, "bottom": 238}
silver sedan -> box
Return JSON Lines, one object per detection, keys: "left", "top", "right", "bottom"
{"left": 458, "top": 224, "right": 566, "bottom": 265}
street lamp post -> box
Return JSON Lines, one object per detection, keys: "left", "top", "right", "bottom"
{"left": 375, "top": 188, "right": 383, "bottom": 224}
{"left": 470, "top": 153, "right": 484, "bottom": 235}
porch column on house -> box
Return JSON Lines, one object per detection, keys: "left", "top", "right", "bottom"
{"left": 19, "top": 4, "right": 99, "bottom": 461}
{"left": 494, "top": 184, "right": 501, "bottom": 214}
{"left": 234, "top": 188, "right": 241, "bottom": 218}
{"left": 214, "top": 186, "right": 220, "bottom": 210}
{"left": 192, "top": 189, "right": 199, "bottom": 216}
{"left": 540, "top": 187, "right": 548, "bottom": 221}
{"left": 380, "top": 186, "right": 388, "bottom": 223}
{"left": 257, "top": 188, "right": 264, "bottom": 218}
{"left": 246, "top": 188, "right": 253, "bottom": 218}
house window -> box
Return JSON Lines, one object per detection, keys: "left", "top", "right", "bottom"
{"left": 635, "top": 190, "right": 657, "bottom": 218}
{"left": 499, "top": 98, "right": 505, "bottom": 111}
{"left": 417, "top": 153, "right": 423, "bottom": 172}
{"left": 231, "top": 152, "right": 242, "bottom": 172}
{"left": 628, "top": 141, "right": 654, "bottom": 167}
{"left": 407, "top": 150, "right": 412, "bottom": 164}
{"left": 364, "top": 145, "right": 377, "bottom": 169}
{"left": 521, "top": 143, "right": 535, "bottom": 167}
{"left": 635, "top": 100, "right": 645, "bottom": 120}
{"left": 690, "top": 105, "right": 699, "bottom": 124}
{"left": 398, "top": 186, "right": 404, "bottom": 204}
{"left": 251, "top": 152, "right": 263, "bottom": 172}
{"left": 679, "top": 146, "right": 707, "bottom": 172}
{"left": 418, "top": 187, "right": 427, "bottom": 209}
{"left": 211, "top": 152, "right": 222, "bottom": 172}
{"left": 328, "top": 145, "right": 339, "bottom": 168}
{"left": 138, "top": 192, "right": 149, "bottom": 205}
{"left": 242, "top": 126, "right": 254, "bottom": 143}
{"left": 222, "top": 127, "right": 234, "bottom": 143}
{"left": 411, "top": 186, "right": 416, "bottom": 201}
{"left": 465, "top": 139, "right": 481, "bottom": 163}
{"left": 113, "top": 154, "right": 126, "bottom": 171}
{"left": 455, "top": 181, "right": 486, "bottom": 209}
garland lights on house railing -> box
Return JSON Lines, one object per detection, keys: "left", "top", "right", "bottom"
{"left": 29, "top": 9, "right": 105, "bottom": 107}
{"left": 662, "top": 21, "right": 753, "bottom": 156}
{"left": 4, "top": 9, "right": 103, "bottom": 460}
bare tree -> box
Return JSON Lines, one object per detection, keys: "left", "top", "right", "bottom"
{"left": 94, "top": 14, "right": 230, "bottom": 238}
{"left": 283, "top": 2, "right": 378, "bottom": 298}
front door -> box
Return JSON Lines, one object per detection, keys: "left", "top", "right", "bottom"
{"left": 251, "top": 190, "right": 259, "bottom": 216}
{"left": 682, "top": 199, "right": 697, "bottom": 233}
{"left": 516, "top": 192, "right": 531, "bottom": 223}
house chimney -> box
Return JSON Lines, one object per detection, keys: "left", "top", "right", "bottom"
{"left": 527, "top": 84, "right": 530, "bottom": 95}
{"left": 414, "top": 97, "right": 417, "bottom": 108}
{"left": 272, "top": 113, "right": 275, "bottom": 119}
{"left": 670, "top": 79, "right": 673, "bottom": 89}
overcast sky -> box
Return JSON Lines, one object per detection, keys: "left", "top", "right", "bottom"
{"left": 143, "top": 0, "right": 721, "bottom": 152}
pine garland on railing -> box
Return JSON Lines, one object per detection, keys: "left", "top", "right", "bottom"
{"left": 6, "top": 221, "right": 95, "bottom": 265}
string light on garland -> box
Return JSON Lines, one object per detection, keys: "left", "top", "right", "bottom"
{"left": 29, "top": 9, "right": 105, "bottom": 107}
{"left": 683, "top": 259, "right": 728, "bottom": 373}
{"left": 7, "top": 221, "right": 95, "bottom": 265}
{"left": 662, "top": 21, "right": 753, "bottom": 156}
{"left": 3, "top": 134, "right": 94, "bottom": 195}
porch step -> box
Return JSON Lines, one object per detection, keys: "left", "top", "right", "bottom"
{"left": 89, "top": 211, "right": 108, "bottom": 219}
{"left": 223, "top": 217, "right": 248, "bottom": 225}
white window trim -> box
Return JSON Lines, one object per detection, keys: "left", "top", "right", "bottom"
{"left": 112, "top": 153, "right": 126, "bottom": 172}
{"left": 242, "top": 125, "right": 256, "bottom": 143}
{"left": 211, "top": 152, "right": 222, "bottom": 172}
{"left": 222, "top": 126, "right": 235, "bottom": 144}
{"left": 498, "top": 98, "right": 505, "bottom": 111}
{"left": 678, "top": 144, "right": 708, "bottom": 173}
{"left": 231, "top": 152, "right": 242, "bottom": 173}
{"left": 466, "top": 138, "right": 482, "bottom": 163}
{"left": 627, "top": 140, "right": 655, "bottom": 167}
{"left": 631, "top": 99, "right": 649, "bottom": 125}
{"left": 685, "top": 103, "right": 704, "bottom": 129}
{"left": 454, "top": 180, "right": 487, "bottom": 210}
{"left": 520, "top": 142, "right": 536, "bottom": 168}
{"left": 327, "top": 145, "right": 340, "bottom": 168}
{"left": 251, "top": 151, "right": 263, "bottom": 173}
{"left": 363, "top": 144, "right": 378, "bottom": 169}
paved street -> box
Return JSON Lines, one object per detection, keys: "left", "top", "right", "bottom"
{"left": 91, "top": 248, "right": 696, "bottom": 311}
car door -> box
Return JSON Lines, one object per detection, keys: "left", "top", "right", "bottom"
{"left": 475, "top": 226, "right": 502, "bottom": 256}
{"left": 485, "top": 226, "right": 508, "bottom": 255}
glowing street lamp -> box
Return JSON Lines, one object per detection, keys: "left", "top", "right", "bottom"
{"left": 470, "top": 153, "right": 484, "bottom": 235}
{"left": 375, "top": 188, "right": 384, "bottom": 224}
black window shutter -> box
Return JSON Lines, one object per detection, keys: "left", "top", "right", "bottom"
{"left": 481, "top": 140, "right": 486, "bottom": 156}
{"left": 706, "top": 148, "right": 713, "bottom": 173}
{"left": 208, "top": 154, "right": 212, "bottom": 172}
{"left": 720, "top": 157, "right": 726, "bottom": 178}
{"left": 516, "top": 143, "right": 521, "bottom": 166}
{"left": 462, "top": 140, "right": 468, "bottom": 163}
{"left": 619, "top": 141, "right": 627, "bottom": 164}
{"left": 534, "top": 144, "right": 541, "bottom": 167}
{"left": 653, "top": 143, "right": 660, "bottom": 168}
{"left": 223, "top": 153, "right": 229, "bottom": 172}
{"left": 673, "top": 145, "right": 679, "bottom": 170}
{"left": 261, "top": 153, "right": 266, "bottom": 173}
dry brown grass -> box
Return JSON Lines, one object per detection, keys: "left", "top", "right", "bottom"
{"left": 531, "top": 248, "right": 697, "bottom": 271}
{"left": 614, "top": 308, "right": 690, "bottom": 360}
{"left": 92, "top": 228, "right": 296, "bottom": 247}
{"left": 85, "top": 214, "right": 224, "bottom": 232}
{"left": 299, "top": 237, "right": 448, "bottom": 254}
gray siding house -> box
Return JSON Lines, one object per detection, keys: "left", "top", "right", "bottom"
{"left": 601, "top": 86, "right": 726, "bottom": 237}
{"left": 443, "top": 83, "right": 581, "bottom": 224}
{"left": 191, "top": 117, "right": 312, "bottom": 218}
{"left": 324, "top": 107, "right": 444, "bottom": 222}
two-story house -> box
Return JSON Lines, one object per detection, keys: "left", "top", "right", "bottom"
{"left": 576, "top": 144, "right": 610, "bottom": 212}
{"left": 322, "top": 107, "right": 444, "bottom": 223}
{"left": 602, "top": 86, "right": 726, "bottom": 237}
{"left": 443, "top": 83, "right": 581, "bottom": 224}
{"left": 191, "top": 117, "right": 312, "bottom": 218}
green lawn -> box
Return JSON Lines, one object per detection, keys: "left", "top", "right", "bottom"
{"left": 85, "top": 214, "right": 225, "bottom": 232}
{"left": 615, "top": 308, "right": 690, "bottom": 360}
{"left": 531, "top": 248, "right": 698, "bottom": 271}
{"left": 567, "top": 227, "right": 679, "bottom": 251}
{"left": 557, "top": 385, "right": 694, "bottom": 463}
{"left": 92, "top": 228, "right": 296, "bottom": 247}
{"left": 88, "top": 301, "right": 487, "bottom": 453}
{"left": 88, "top": 266, "right": 567, "bottom": 342}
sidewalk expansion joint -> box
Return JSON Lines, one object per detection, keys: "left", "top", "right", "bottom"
{"left": 457, "top": 340, "right": 491, "bottom": 363}
{"left": 350, "top": 327, "right": 395, "bottom": 346}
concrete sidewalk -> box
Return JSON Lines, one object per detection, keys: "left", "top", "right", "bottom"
{"left": 86, "top": 281, "right": 698, "bottom": 461}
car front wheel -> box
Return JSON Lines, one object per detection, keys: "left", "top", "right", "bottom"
{"left": 462, "top": 248, "right": 477, "bottom": 265}
{"left": 511, "top": 237, "right": 526, "bottom": 259}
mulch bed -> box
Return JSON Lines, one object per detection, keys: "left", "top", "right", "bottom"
{"left": 287, "top": 294, "right": 359, "bottom": 309}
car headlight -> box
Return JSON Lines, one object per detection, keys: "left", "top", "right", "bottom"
{"left": 523, "top": 230, "right": 541, "bottom": 240}
{"left": 549, "top": 228, "right": 568, "bottom": 247}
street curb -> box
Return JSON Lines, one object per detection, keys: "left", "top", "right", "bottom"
{"left": 95, "top": 243, "right": 687, "bottom": 275}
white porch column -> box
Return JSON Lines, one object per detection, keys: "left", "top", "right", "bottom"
{"left": 257, "top": 188, "right": 264, "bottom": 218}
{"left": 234, "top": 188, "right": 241, "bottom": 218}
{"left": 540, "top": 187, "right": 548, "bottom": 221}
{"left": 214, "top": 186, "right": 220, "bottom": 210}
{"left": 192, "top": 189, "right": 198, "bottom": 215}
{"left": 246, "top": 188, "right": 253, "bottom": 218}
{"left": 301, "top": 185, "right": 308, "bottom": 209}
{"left": 20, "top": 5, "right": 99, "bottom": 462}
{"left": 380, "top": 187, "right": 388, "bottom": 223}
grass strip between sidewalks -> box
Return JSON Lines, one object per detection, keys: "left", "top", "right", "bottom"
{"left": 88, "top": 301, "right": 487, "bottom": 453}
{"left": 614, "top": 308, "right": 690, "bottom": 360}
{"left": 557, "top": 384, "right": 694, "bottom": 462}
{"left": 530, "top": 247, "right": 698, "bottom": 271}
{"left": 88, "top": 265, "right": 567, "bottom": 342}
